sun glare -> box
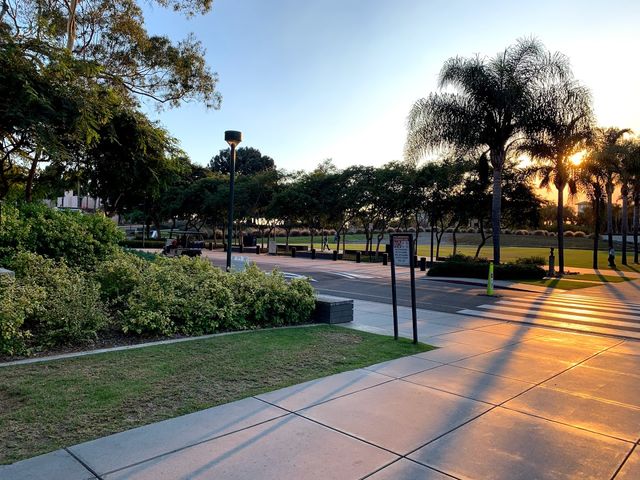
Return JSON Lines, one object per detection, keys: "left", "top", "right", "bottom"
{"left": 569, "top": 151, "right": 586, "bottom": 166}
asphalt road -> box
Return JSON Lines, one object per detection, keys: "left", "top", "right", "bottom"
{"left": 202, "top": 251, "right": 504, "bottom": 314}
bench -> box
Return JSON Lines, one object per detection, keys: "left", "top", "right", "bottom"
{"left": 312, "top": 295, "right": 353, "bottom": 324}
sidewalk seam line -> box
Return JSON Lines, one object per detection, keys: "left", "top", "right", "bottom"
{"left": 64, "top": 448, "right": 103, "bottom": 480}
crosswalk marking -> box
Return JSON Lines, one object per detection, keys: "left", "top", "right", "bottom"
{"left": 458, "top": 294, "right": 640, "bottom": 339}
{"left": 332, "top": 271, "right": 377, "bottom": 279}
{"left": 498, "top": 297, "right": 640, "bottom": 315}
{"left": 478, "top": 302, "right": 640, "bottom": 322}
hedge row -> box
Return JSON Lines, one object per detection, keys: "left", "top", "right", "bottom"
{"left": 427, "top": 255, "right": 546, "bottom": 280}
{"left": 0, "top": 251, "right": 316, "bottom": 356}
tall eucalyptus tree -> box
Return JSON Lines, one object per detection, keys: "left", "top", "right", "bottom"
{"left": 406, "top": 38, "right": 570, "bottom": 263}
{"left": 520, "top": 79, "right": 594, "bottom": 274}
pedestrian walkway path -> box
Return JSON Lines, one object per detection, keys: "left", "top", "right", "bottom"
{"left": 4, "top": 300, "right": 640, "bottom": 480}
{"left": 458, "top": 292, "right": 640, "bottom": 339}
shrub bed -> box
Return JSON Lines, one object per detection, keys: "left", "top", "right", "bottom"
{"left": 427, "top": 255, "right": 545, "bottom": 280}
{"left": 0, "top": 203, "right": 123, "bottom": 269}
{"left": 1, "top": 251, "right": 316, "bottom": 356}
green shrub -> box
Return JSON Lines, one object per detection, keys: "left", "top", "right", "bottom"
{"left": 514, "top": 256, "right": 546, "bottom": 266}
{"left": 447, "top": 254, "right": 482, "bottom": 263}
{"left": 94, "top": 250, "right": 148, "bottom": 303}
{"left": 6, "top": 252, "right": 109, "bottom": 349}
{"left": 428, "top": 259, "right": 545, "bottom": 280}
{"left": 0, "top": 275, "right": 34, "bottom": 355}
{"left": 0, "top": 203, "right": 123, "bottom": 269}
{"left": 229, "top": 264, "right": 316, "bottom": 329}
{"left": 122, "top": 256, "right": 235, "bottom": 336}
{"left": 121, "top": 259, "right": 316, "bottom": 337}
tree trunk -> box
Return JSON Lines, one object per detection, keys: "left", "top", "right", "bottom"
{"left": 475, "top": 220, "right": 486, "bottom": 259}
{"left": 430, "top": 222, "right": 435, "bottom": 263}
{"left": 25, "top": 156, "right": 39, "bottom": 202}
{"left": 66, "top": 0, "right": 79, "bottom": 51}
{"left": 452, "top": 223, "right": 459, "bottom": 255}
{"left": 593, "top": 194, "right": 600, "bottom": 269}
{"left": 310, "top": 228, "right": 314, "bottom": 250}
{"left": 606, "top": 183, "right": 614, "bottom": 249}
{"left": 634, "top": 190, "right": 639, "bottom": 263}
{"left": 435, "top": 222, "right": 445, "bottom": 259}
{"left": 621, "top": 185, "right": 628, "bottom": 265}
{"left": 557, "top": 185, "right": 565, "bottom": 274}
{"left": 491, "top": 164, "right": 503, "bottom": 264}
{"left": 285, "top": 228, "right": 290, "bottom": 248}
{"left": 376, "top": 232, "right": 384, "bottom": 253}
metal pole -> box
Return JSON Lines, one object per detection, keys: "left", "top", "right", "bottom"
{"left": 409, "top": 235, "right": 418, "bottom": 344}
{"left": 390, "top": 238, "right": 399, "bottom": 341}
{"left": 226, "top": 144, "right": 236, "bottom": 271}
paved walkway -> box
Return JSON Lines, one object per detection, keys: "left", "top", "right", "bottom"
{"left": 4, "top": 298, "right": 640, "bottom": 479}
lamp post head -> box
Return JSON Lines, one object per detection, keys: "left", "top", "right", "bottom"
{"left": 225, "top": 130, "right": 242, "bottom": 147}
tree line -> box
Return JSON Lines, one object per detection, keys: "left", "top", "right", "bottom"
{"left": 406, "top": 37, "right": 639, "bottom": 271}
{"left": 2, "top": 16, "right": 638, "bottom": 272}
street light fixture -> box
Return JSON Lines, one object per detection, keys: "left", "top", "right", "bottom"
{"left": 225, "top": 130, "right": 242, "bottom": 271}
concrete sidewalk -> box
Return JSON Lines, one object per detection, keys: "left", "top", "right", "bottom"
{"left": 4, "top": 298, "right": 640, "bottom": 480}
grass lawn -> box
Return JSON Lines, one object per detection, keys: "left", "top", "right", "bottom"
{"left": 299, "top": 242, "right": 640, "bottom": 272}
{"left": 570, "top": 273, "right": 635, "bottom": 283}
{"left": 0, "top": 326, "right": 431, "bottom": 464}
{"left": 520, "top": 274, "right": 636, "bottom": 290}
{"left": 519, "top": 279, "right": 605, "bottom": 290}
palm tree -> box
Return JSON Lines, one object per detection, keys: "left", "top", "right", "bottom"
{"left": 578, "top": 156, "right": 607, "bottom": 269}
{"left": 406, "top": 38, "right": 570, "bottom": 263}
{"left": 519, "top": 80, "right": 594, "bottom": 274}
{"left": 618, "top": 139, "right": 640, "bottom": 263}
{"left": 591, "top": 127, "right": 632, "bottom": 249}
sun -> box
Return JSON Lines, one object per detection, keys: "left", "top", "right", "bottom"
{"left": 569, "top": 151, "right": 586, "bottom": 166}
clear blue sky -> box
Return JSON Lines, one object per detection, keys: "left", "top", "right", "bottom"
{"left": 142, "top": 0, "right": 640, "bottom": 171}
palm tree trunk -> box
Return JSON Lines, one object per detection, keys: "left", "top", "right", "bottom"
{"left": 606, "top": 184, "right": 614, "bottom": 249}
{"left": 557, "top": 186, "right": 565, "bottom": 274}
{"left": 634, "top": 190, "right": 639, "bottom": 263}
{"left": 491, "top": 165, "right": 503, "bottom": 264}
{"left": 593, "top": 194, "right": 600, "bottom": 269}
{"left": 621, "top": 185, "right": 629, "bottom": 265}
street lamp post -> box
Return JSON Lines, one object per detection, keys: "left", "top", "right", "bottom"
{"left": 225, "top": 130, "right": 242, "bottom": 271}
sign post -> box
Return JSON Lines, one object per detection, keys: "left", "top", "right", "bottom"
{"left": 390, "top": 233, "right": 419, "bottom": 344}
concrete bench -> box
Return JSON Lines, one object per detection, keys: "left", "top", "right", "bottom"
{"left": 312, "top": 295, "right": 353, "bottom": 324}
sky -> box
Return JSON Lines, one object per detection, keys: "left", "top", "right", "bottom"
{"left": 142, "top": 0, "right": 640, "bottom": 172}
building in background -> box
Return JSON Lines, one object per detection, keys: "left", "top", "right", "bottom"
{"left": 56, "top": 190, "right": 103, "bottom": 211}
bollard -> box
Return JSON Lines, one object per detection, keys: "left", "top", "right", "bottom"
{"left": 548, "top": 247, "right": 555, "bottom": 276}
{"left": 420, "top": 257, "right": 426, "bottom": 271}
{"left": 311, "top": 248, "right": 316, "bottom": 259}
{"left": 333, "top": 250, "right": 338, "bottom": 261}
{"left": 256, "top": 245, "right": 260, "bottom": 255}
{"left": 487, "top": 261, "right": 494, "bottom": 295}
{"left": 291, "top": 246, "right": 296, "bottom": 258}
{"left": 382, "top": 253, "right": 388, "bottom": 266}
{"left": 356, "top": 251, "right": 361, "bottom": 263}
